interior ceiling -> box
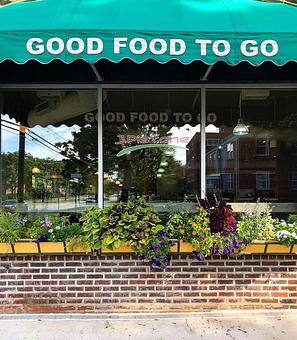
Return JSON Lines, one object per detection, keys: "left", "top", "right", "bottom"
{"left": 2, "top": 88, "right": 297, "bottom": 128}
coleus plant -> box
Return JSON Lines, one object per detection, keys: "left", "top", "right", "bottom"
{"left": 200, "top": 197, "right": 237, "bottom": 233}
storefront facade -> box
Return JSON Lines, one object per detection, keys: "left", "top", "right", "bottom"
{"left": 0, "top": 0, "right": 297, "bottom": 214}
{"left": 1, "top": 0, "right": 297, "bottom": 313}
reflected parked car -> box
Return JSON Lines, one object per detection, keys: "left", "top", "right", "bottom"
{"left": 1, "top": 199, "right": 28, "bottom": 212}
{"left": 85, "top": 196, "right": 97, "bottom": 204}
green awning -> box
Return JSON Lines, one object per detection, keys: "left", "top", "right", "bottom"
{"left": 0, "top": 0, "right": 297, "bottom": 65}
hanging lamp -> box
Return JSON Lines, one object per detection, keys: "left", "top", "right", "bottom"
{"left": 233, "top": 94, "right": 249, "bottom": 136}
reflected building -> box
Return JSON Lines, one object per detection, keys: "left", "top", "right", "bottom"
{"left": 186, "top": 126, "right": 297, "bottom": 202}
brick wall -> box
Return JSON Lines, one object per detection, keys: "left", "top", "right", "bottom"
{"left": 0, "top": 254, "right": 296, "bottom": 313}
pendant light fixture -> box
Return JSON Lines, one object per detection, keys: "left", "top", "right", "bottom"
{"left": 233, "top": 93, "right": 249, "bottom": 136}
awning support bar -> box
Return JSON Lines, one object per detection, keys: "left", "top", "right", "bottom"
{"left": 91, "top": 64, "right": 103, "bottom": 81}
{"left": 201, "top": 65, "right": 214, "bottom": 81}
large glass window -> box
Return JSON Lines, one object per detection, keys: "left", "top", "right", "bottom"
{"left": 206, "top": 89, "right": 297, "bottom": 213}
{"left": 1, "top": 89, "right": 98, "bottom": 213}
{"left": 102, "top": 89, "right": 201, "bottom": 211}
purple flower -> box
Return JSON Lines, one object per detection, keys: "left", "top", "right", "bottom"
{"left": 243, "top": 239, "right": 248, "bottom": 245}
{"left": 151, "top": 244, "right": 159, "bottom": 250}
{"left": 223, "top": 248, "right": 228, "bottom": 254}
{"left": 197, "top": 255, "right": 206, "bottom": 261}
{"left": 225, "top": 239, "right": 229, "bottom": 243}
{"left": 138, "top": 255, "right": 145, "bottom": 261}
{"left": 38, "top": 235, "right": 48, "bottom": 242}
{"left": 43, "top": 217, "right": 52, "bottom": 228}
{"left": 232, "top": 239, "right": 238, "bottom": 247}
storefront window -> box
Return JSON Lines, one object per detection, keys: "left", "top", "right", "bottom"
{"left": 102, "top": 89, "right": 201, "bottom": 211}
{"left": 206, "top": 89, "right": 297, "bottom": 213}
{"left": 1, "top": 89, "right": 98, "bottom": 213}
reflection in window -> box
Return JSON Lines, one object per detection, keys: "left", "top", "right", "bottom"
{"left": 256, "top": 172, "right": 270, "bottom": 190}
{"left": 256, "top": 138, "right": 269, "bottom": 156}
{"left": 103, "top": 89, "right": 201, "bottom": 211}
{"left": 1, "top": 89, "right": 98, "bottom": 213}
{"left": 206, "top": 89, "right": 297, "bottom": 213}
{"left": 289, "top": 171, "right": 297, "bottom": 191}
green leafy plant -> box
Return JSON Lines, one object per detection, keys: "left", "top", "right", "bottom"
{"left": 185, "top": 208, "right": 213, "bottom": 261}
{"left": 288, "top": 214, "right": 297, "bottom": 224}
{"left": 237, "top": 204, "right": 276, "bottom": 243}
{"left": 81, "top": 198, "right": 173, "bottom": 269}
{"left": 0, "top": 212, "right": 25, "bottom": 243}
{"left": 66, "top": 234, "right": 91, "bottom": 252}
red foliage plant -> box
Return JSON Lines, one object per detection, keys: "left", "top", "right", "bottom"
{"left": 200, "top": 198, "right": 237, "bottom": 233}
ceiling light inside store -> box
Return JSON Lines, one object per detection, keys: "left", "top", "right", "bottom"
{"left": 158, "top": 168, "right": 165, "bottom": 173}
{"left": 233, "top": 93, "right": 249, "bottom": 136}
{"left": 233, "top": 118, "right": 249, "bottom": 136}
{"left": 160, "top": 161, "right": 168, "bottom": 166}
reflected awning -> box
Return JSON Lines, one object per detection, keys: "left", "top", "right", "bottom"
{"left": 0, "top": 0, "right": 297, "bottom": 66}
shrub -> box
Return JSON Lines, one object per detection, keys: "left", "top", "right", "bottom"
{"left": 237, "top": 204, "right": 275, "bottom": 243}
{"left": 0, "top": 212, "right": 25, "bottom": 243}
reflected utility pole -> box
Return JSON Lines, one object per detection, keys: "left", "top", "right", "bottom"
{"left": 17, "top": 124, "right": 26, "bottom": 204}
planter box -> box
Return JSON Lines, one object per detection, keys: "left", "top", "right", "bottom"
{"left": 0, "top": 243, "right": 13, "bottom": 254}
{"left": 66, "top": 243, "right": 92, "bottom": 253}
{"left": 39, "top": 242, "right": 65, "bottom": 253}
{"left": 14, "top": 240, "right": 39, "bottom": 254}
{"left": 170, "top": 241, "right": 178, "bottom": 253}
{"left": 265, "top": 242, "right": 292, "bottom": 254}
{"left": 101, "top": 244, "right": 134, "bottom": 253}
{"left": 241, "top": 242, "right": 266, "bottom": 254}
{"left": 291, "top": 244, "right": 297, "bottom": 254}
{"left": 179, "top": 242, "right": 194, "bottom": 253}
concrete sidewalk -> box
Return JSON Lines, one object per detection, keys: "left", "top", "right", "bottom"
{"left": 0, "top": 310, "right": 296, "bottom": 340}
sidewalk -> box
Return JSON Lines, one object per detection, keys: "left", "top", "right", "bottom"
{"left": 0, "top": 310, "right": 296, "bottom": 340}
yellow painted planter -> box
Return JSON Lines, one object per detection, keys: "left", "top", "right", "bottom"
{"left": 39, "top": 242, "right": 65, "bottom": 253}
{"left": 0, "top": 243, "right": 13, "bottom": 254}
{"left": 170, "top": 241, "right": 178, "bottom": 253}
{"left": 241, "top": 243, "right": 266, "bottom": 254}
{"left": 14, "top": 241, "right": 39, "bottom": 254}
{"left": 101, "top": 244, "right": 134, "bottom": 253}
{"left": 66, "top": 243, "right": 92, "bottom": 253}
{"left": 265, "top": 243, "right": 292, "bottom": 253}
{"left": 291, "top": 244, "right": 297, "bottom": 254}
{"left": 179, "top": 242, "right": 194, "bottom": 253}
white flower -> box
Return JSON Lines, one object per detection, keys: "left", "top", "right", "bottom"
{"left": 48, "top": 229, "right": 53, "bottom": 233}
{"left": 55, "top": 226, "right": 61, "bottom": 230}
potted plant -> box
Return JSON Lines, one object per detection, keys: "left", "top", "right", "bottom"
{"left": 81, "top": 198, "right": 175, "bottom": 269}
{"left": 183, "top": 207, "right": 213, "bottom": 259}
{"left": 273, "top": 220, "right": 297, "bottom": 253}
{"left": 237, "top": 204, "right": 276, "bottom": 253}
{"left": 0, "top": 212, "right": 25, "bottom": 254}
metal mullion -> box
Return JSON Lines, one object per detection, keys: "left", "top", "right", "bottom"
{"left": 201, "top": 86, "right": 206, "bottom": 199}
{"left": 97, "top": 85, "right": 104, "bottom": 209}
